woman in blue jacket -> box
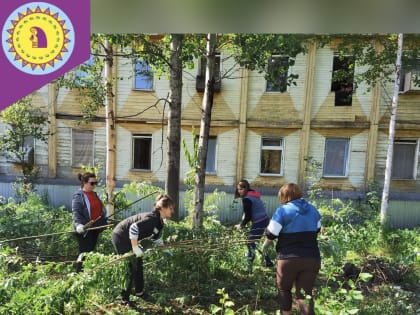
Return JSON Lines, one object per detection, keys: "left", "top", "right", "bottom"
{"left": 262, "top": 183, "right": 321, "bottom": 315}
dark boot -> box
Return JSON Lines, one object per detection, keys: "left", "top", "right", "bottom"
{"left": 75, "top": 252, "right": 85, "bottom": 273}
{"left": 263, "top": 255, "right": 274, "bottom": 267}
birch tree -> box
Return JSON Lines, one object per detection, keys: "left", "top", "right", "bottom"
{"left": 103, "top": 39, "right": 117, "bottom": 216}
{"left": 380, "top": 33, "right": 404, "bottom": 225}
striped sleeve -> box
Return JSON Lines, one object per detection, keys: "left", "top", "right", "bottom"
{"left": 129, "top": 223, "right": 139, "bottom": 240}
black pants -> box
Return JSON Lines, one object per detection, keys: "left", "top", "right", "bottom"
{"left": 75, "top": 230, "right": 100, "bottom": 253}
{"left": 112, "top": 233, "right": 144, "bottom": 300}
{"left": 74, "top": 231, "right": 100, "bottom": 272}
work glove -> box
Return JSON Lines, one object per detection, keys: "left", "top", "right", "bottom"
{"left": 235, "top": 224, "right": 242, "bottom": 231}
{"left": 261, "top": 239, "right": 271, "bottom": 256}
{"left": 153, "top": 238, "right": 164, "bottom": 247}
{"left": 76, "top": 224, "right": 85, "bottom": 234}
{"left": 132, "top": 246, "right": 143, "bottom": 258}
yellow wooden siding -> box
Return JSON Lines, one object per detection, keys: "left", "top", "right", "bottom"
{"left": 3, "top": 43, "right": 420, "bottom": 198}
{"left": 115, "top": 124, "right": 165, "bottom": 182}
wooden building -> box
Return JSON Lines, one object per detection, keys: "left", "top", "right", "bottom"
{"left": 1, "top": 41, "right": 420, "bottom": 202}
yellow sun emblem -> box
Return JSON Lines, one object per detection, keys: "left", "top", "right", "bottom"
{"left": 3, "top": 3, "right": 74, "bottom": 75}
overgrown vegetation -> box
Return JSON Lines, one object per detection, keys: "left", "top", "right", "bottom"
{"left": 0, "top": 97, "right": 50, "bottom": 201}
{"left": 0, "top": 185, "right": 418, "bottom": 314}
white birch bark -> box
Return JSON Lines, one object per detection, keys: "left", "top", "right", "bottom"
{"left": 380, "top": 33, "right": 404, "bottom": 225}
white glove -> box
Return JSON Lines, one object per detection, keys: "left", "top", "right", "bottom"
{"left": 154, "top": 238, "right": 164, "bottom": 247}
{"left": 76, "top": 224, "right": 85, "bottom": 234}
{"left": 235, "top": 224, "right": 242, "bottom": 231}
{"left": 132, "top": 246, "right": 143, "bottom": 258}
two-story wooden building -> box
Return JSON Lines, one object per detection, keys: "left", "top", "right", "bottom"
{"left": 1, "top": 39, "right": 420, "bottom": 221}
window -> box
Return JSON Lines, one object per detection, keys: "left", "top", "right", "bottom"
{"left": 72, "top": 129, "right": 94, "bottom": 167}
{"left": 206, "top": 136, "right": 217, "bottom": 173}
{"left": 331, "top": 54, "right": 355, "bottom": 106}
{"left": 132, "top": 134, "right": 152, "bottom": 170}
{"left": 260, "top": 138, "right": 284, "bottom": 175}
{"left": 134, "top": 59, "right": 154, "bottom": 90}
{"left": 196, "top": 54, "right": 221, "bottom": 92}
{"left": 6, "top": 135, "right": 34, "bottom": 164}
{"left": 323, "top": 138, "right": 350, "bottom": 177}
{"left": 266, "top": 55, "right": 289, "bottom": 93}
{"left": 392, "top": 140, "right": 419, "bottom": 179}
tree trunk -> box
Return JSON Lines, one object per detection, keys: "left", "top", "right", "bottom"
{"left": 165, "top": 34, "right": 183, "bottom": 221}
{"left": 380, "top": 33, "right": 404, "bottom": 225}
{"left": 193, "top": 33, "right": 217, "bottom": 228}
{"left": 104, "top": 40, "right": 116, "bottom": 217}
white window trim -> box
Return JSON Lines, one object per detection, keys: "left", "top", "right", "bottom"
{"left": 259, "top": 137, "right": 284, "bottom": 176}
{"left": 322, "top": 138, "right": 350, "bottom": 178}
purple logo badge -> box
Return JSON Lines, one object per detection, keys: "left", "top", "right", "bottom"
{"left": 0, "top": 0, "right": 90, "bottom": 110}
{"left": 2, "top": 2, "right": 75, "bottom": 75}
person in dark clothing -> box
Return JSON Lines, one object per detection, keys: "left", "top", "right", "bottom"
{"left": 262, "top": 183, "right": 321, "bottom": 315}
{"left": 72, "top": 172, "right": 108, "bottom": 272}
{"left": 112, "top": 193, "right": 174, "bottom": 304}
{"left": 235, "top": 179, "right": 273, "bottom": 272}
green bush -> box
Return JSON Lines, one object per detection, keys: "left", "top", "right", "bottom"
{"left": 0, "top": 190, "right": 418, "bottom": 314}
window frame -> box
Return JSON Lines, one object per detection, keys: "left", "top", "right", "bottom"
{"left": 322, "top": 138, "right": 350, "bottom": 178}
{"left": 133, "top": 59, "right": 154, "bottom": 91}
{"left": 259, "top": 137, "right": 284, "bottom": 176}
{"left": 132, "top": 134, "right": 152, "bottom": 171}
{"left": 71, "top": 129, "right": 94, "bottom": 168}
{"left": 265, "top": 55, "right": 289, "bottom": 93}
{"left": 391, "top": 139, "right": 419, "bottom": 180}
{"left": 205, "top": 136, "right": 217, "bottom": 174}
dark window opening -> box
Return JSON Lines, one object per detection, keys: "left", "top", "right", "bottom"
{"left": 133, "top": 135, "right": 152, "bottom": 170}
{"left": 266, "top": 55, "right": 289, "bottom": 93}
{"left": 331, "top": 54, "right": 355, "bottom": 106}
{"left": 196, "top": 54, "right": 221, "bottom": 92}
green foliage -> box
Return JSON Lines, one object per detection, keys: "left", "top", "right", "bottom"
{"left": 230, "top": 34, "right": 312, "bottom": 87}
{"left": 0, "top": 97, "right": 49, "bottom": 198}
{"left": 0, "top": 193, "right": 77, "bottom": 259}
{"left": 182, "top": 127, "right": 199, "bottom": 189}
{"left": 0, "top": 189, "right": 418, "bottom": 314}
{"left": 56, "top": 51, "right": 106, "bottom": 122}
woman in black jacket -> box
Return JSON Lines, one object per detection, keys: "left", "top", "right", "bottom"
{"left": 112, "top": 193, "right": 174, "bottom": 304}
